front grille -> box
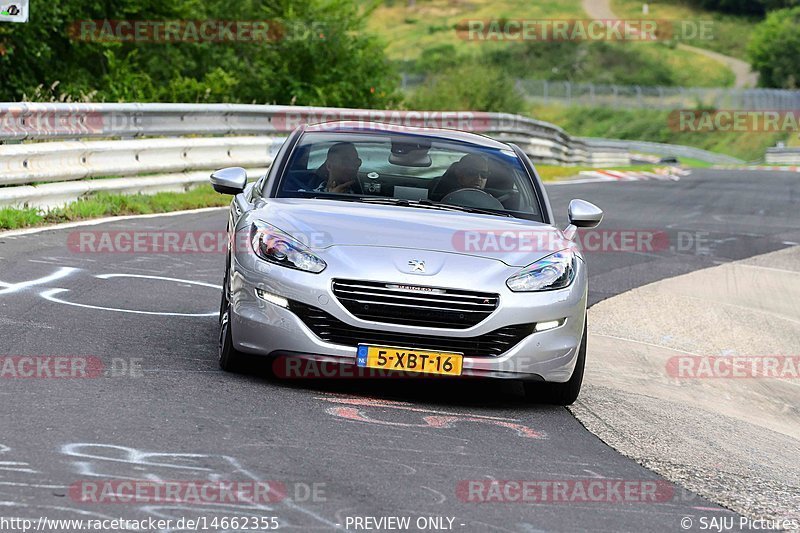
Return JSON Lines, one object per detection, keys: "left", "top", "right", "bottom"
{"left": 331, "top": 279, "right": 499, "bottom": 329}
{"left": 289, "top": 300, "right": 534, "bottom": 358}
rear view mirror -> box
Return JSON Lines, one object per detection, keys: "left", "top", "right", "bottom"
{"left": 210, "top": 167, "right": 248, "bottom": 195}
{"left": 568, "top": 199, "right": 603, "bottom": 228}
{"left": 564, "top": 199, "right": 603, "bottom": 240}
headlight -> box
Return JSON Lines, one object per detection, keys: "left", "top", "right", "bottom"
{"left": 250, "top": 221, "right": 327, "bottom": 273}
{"left": 506, "top": 250, "right": 577, "bottom": 292}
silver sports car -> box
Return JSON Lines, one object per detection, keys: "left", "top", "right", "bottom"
{"left": 211, "top": 122, "right": 602, "bottom": 405}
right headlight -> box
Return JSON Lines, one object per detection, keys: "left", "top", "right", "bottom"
{"left": 506, "top": 249, "right": 577, "bottom": 292}
{"left": 250, "top": 221, "right": 327, "bottom": 274}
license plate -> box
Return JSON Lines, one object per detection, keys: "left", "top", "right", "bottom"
{"left": 356, "top": 344, "right": 463, "bottom": 376}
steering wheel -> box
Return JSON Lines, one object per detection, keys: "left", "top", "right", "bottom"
{"left": 493, "top": 190, "right": 519, "bottom": 203}
{"left": 440, "top": 188, "right": 505, "bottom": 210}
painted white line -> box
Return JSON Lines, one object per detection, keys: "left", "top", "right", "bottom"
{"left": 549, "top": 176, "right": 616, "bottom": 186}
{"left": 95, "top": 273, "right": 221, "bottom": 288}
{"left": 0, "top": 267, "right": 78, "bottom": 295}
{"left": 0, "top": 467, "right": 38, "bottom": 473}
{"left": 0, "top": 482, "right": 68, "bottom": 489}
{"left": 39, "top": 288, "right": 218, "bottom": 317}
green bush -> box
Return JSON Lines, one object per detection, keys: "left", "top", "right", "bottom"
{"left": 684, "top": 0, "right": 798, "bottom": 15}
{"left": 532, "top": 104, "right": 790, "bottom": 161}
{"left": 406, "top": 63, "right": 526, "bottom": 114}
{"left": 747, "top": 6, "right": 800, "bottom": 88}
{"left": 0, "top": 0, "right": 399, "bottom": 108}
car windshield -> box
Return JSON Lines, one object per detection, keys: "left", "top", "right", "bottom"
{"left": 275, "top": 131, "right": 544, "bottom": 221}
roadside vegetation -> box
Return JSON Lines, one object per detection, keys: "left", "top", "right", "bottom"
{"left": 0, "top": 186, "right": 229, "bottom": 231}
{"left": 530, "top": 104, "right": 791, "bottom": 161}
{"left": 747, "top": 6, "right": 800, "bottom": 89}
{"left": 1, "top": 0, "right": 796, "bottom": 220}
{"left": 610, "top": 0, "right": 760, "bottom": 60}
{"left": 0, "top": 0, "right": 400, "bottom": 108}
{"left": 372, "top": 1, "right": 735, "bottom": 88}
{"left": 535, "top": 164, "right": 663, "bottom": 181}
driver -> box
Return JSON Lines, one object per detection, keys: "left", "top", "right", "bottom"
{"left": 431, "top": 153, "right": 489, "bottom": 201}
{"left": 454, "top": 154, "right": 489, "bottom": 189}
{"left": 311, "top": 142, "right": 362, "bottom": 194}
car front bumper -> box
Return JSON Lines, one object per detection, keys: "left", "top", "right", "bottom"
{"left": 229, "top": 246, "right": 588, "bottom": 383}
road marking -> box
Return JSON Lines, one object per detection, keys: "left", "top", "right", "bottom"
{"left": 61, "top": 443, "right": 341, "bottom": 531}
{"left": 0, "top": 267, "right": 78, "bottom": 295}
{"left": 39, "top": 288, "right": 218, "bottom": 317}
{"left": 319, "top": 397, "right": 544, "bottom": 439}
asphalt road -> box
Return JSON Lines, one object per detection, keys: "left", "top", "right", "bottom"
{"left": 1, "top": 169, "right": 798, "bottom": 532}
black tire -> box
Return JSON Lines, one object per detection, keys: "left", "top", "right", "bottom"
{"left": 523, "top": 317, "right": 587, "bottom": 406}
{"left": 218, "top": 271, "right": 246, "bottom": 373}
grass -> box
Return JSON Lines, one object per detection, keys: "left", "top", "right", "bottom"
{"left": 365, "top": 0, "right": 585, "bottom": 60}
{"left": 623, "top": 41, "right": 734, "bottom": 87}
{"left": 0, "top": 185, "right": 229, "bottom": 231}
{"left": 368, "top": 0, "right": 735, "bottom": 87}
{"left": 536, "top": 164, "right": 662, "bottom": 181}
{"left": 610, "top": 0, "right": 760, "bottom": 60}
{"left": 530, "top": 103, "right": 790, "bottom": 161}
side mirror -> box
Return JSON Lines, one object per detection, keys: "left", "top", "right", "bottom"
{"left": 564, "top": 199, "right": 603, "bottom": 239}
{"left": 210, "top": 167, "right": 248, "bottom": 195}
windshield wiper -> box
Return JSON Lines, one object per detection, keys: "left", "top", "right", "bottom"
{"left": 415, "top": 200, "right": 513, "bottom": 217}
{"left": 352, "top": 197, "right": 512, "bottom": 217}
{"left": 352, "top": 197, "right": 411, "bottom": 206}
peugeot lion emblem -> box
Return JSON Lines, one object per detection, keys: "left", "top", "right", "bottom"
{"left": 408, "top": 259, "right": 426, "bottom": 273}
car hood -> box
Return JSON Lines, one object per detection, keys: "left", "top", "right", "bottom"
{"left": 247, "top": 198, "right": 571, "bottom": 268}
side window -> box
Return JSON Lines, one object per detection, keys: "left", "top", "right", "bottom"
{"left": 306, "top": 145, "right": 331, "bottom": 171}
{"left": 259, "top": 134, "right": 296, "bottom": 198}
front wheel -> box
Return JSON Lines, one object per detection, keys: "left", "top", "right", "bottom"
{"left": 523, "top": 317, "right": 587, "bottom": 406}
{"left": 219, "top": 273, "right": 246, "bottom": 373}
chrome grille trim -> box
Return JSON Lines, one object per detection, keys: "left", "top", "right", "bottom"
{"left": 332, "top": 279, "right": 499, "bottom": 329}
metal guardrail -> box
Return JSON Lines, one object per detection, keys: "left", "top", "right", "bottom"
{"left": 0, "top": 103, "right": 624, "bottom": 165}
{"left": 766, "top": 147, "right": 800, "bottom": 165}
{"left": 517, "top": 79, "right": 800, "bottom": 111}
{"left": 0, "top": 103, "right": 735, "bottom": 209}
{"left": 0, "top": 137, "right": 282, "bottom": 186}
{"left": 580, "top": 138, "right": 744, "bottom": 165}
{"left": 0, "top": 103, "right": 634, "bottom": 209}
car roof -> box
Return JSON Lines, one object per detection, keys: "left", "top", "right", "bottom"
{"left": 302, "top": 121, "right": 513, "bottom": 151}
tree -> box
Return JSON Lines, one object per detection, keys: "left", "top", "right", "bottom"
{"left": 683, "top": 0, "right": 798, "bottom": 15}
{"left": 747, "top": 6, "right": 800, "bottom": 88}
{"left": 0, "top": 0, "right": 399, "bottom": 108}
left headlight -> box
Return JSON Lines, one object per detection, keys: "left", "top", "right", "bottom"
{"left": 506, "top": 249, "right": 577, "bottom": 292}
{"left": 250, "top": 221, "right": 327, "bottom": 273}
